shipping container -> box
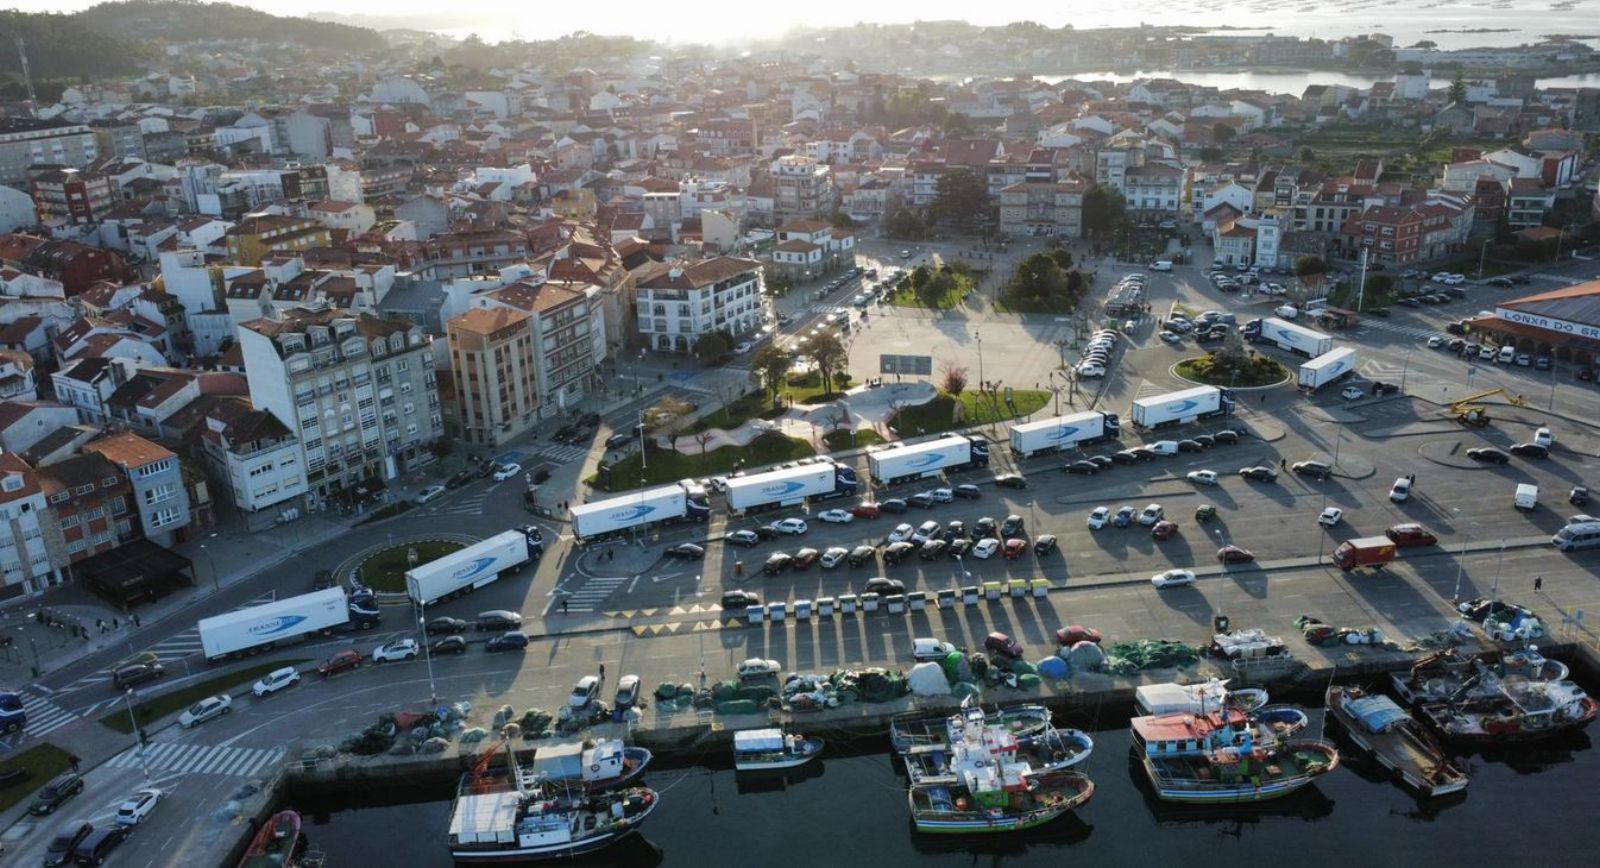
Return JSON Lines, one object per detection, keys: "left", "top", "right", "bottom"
{"left": 868, "top": 435, "right": 990, "bottom": 485}
{"left": 1253, "top": 317, "right": 1334, "bottom": 357}
{"left": 570, "top": 482, "right": 710, "bottom": 541}
{"left": 1129, "top": 386, "right": 1235, "bottom": 429}
{"left": 405, "top": 531, "right": 532, "bottom": 607}
{"left": 726, "top": 463, "right": 858, "bottom": 513}
{"left": 198, "top": 588, "right": 376, "bottom": 662}
{"left": 1009, "top": 411, "right": 1120, "bottom": 458}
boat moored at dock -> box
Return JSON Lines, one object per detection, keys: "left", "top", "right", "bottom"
{"left": 1326, "top": 685, "right": 1468, "bottom": 798}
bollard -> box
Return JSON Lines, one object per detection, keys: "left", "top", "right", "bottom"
{"left": 818, "top": 597, "right": 835, "bottom": 617}
{"left": 861, "top": 592, "right": 881, "bottom": 612}
{"left": 794, "top": 600, "right": 813, "bottom": 620}
{"left": 839, "top": 593, "right": 858, "bottom": 614}
{"left": 1009, "top": 581, "right": 1027, "bottom": 599}
{"left": 983, "top": 581, "right": 1004, "bottom": 601}
{"left": 767, "top": 602, "right": 786, "bottom": 623}
{"left": 962, "top": 586, "right": 980, "bottom": 605}
{"left": 735, "top": 561, "right": 744, "bottom": 577}
{"left": 909, "top": 592, "right": 928, "bottom": 611}
{"left": 1031, "top": 579, "right": 1050, "bottom": 598}
{"left": 886, "top": 594, "right": 906, "bottom": 614}
{"left": 746, "top": 604, "right": 765, "bottom": 625}
{"left": 937, "top": 589, "right": 957, "bottom": 609}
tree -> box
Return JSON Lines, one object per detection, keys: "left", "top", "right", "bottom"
{"left": 940, "top": 363, "right": 969, "bottom": 396}
{"left": 1448, "top": 73, "right": 1467, "bottom": 104}
{"left": 909, "top": 264, "right": 933, "bottom": 290}
{"left": 1213, "top": 123, "right": 1237, "bottom": 143}
{"left": 1046, "top": 248, "right": 1073, "bottom": 271}
{"left": 1082, "top": 186, "right": 1127, "bottom": 240}
{"left": 942, "top": 112, "right": 975, "bottom": 137}
{"left": 1298, "top": 145, "right": 1316, "bottom": 162}
{"left": 803, "top": 333, "right": 848, "bottom": 398}
{"left": 692, "top": 331, "right": 731, "bottom": 362}
{"left": 1215, "top": 328, "right": 1250, "bottom": 371}
{"left": 917, "top": 270, "right": 958, "bottom": 308}
{"left": 692, "top": 430, "right": 717, "bottom": 458}
{"left": 1294, "top": 256, "right": 1327, "bottom": 277}
{"left": 1363, "top": 274, "right": 1395, "bottom": 304}
{"left": 751, "top": 344, "right": 792, "bottom": 397}
{"left": 930, "top": 168, "right": 989, "bottom": 229}
{"left": 1199, "top": 146, "right": 1224, "bottom": 162}
{"left": 830, "top": 211, "right": 856, "bottom": 229}
{"left": 884, "top": 207, "right": 927, "bottom": 240}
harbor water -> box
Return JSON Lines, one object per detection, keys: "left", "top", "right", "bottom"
{"left": 291, "top": 686, "right": 1595, "bottom": 867}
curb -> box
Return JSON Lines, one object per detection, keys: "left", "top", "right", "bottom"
{"left": 1168, "top": 359, "right": 1295, "bottom": 392}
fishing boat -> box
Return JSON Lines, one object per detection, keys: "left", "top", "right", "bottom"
{"left": 1325, "top": 685, "right": 1468, "bottom": 797}
{"left": 908, "top": 768, "right": 1093, "bottom": 833}
{"left": 528, "top": 739, "right": 652, "bottom": 790}
{"left": 903, "top": 704, "right": 1092, "bottom": 784}
{"left": 733, "top": 728, "right": 823, "bottom": 771}
{"left": 238, "top": 810, "right": 305, "bottom": 868}
{"left": 1135, "top": 679, "right": 1269, "bottom": 716}
{"left": 1132, "top": 712, "right": 1339, "bottom": 803}
{"left": 1254, "top": 704, "right": 1311, "bottom": 744}
{"left": 891, "top": 704, "right": 1052, "bottom": 753}
{"left": 446, "top": 743, "right": 659, "bottom": 863}
{"left": 1392, "top": 647, "right": 1568, "bottom": 706}
{"left": 1417, "top": 679, "right": 1597, "bottom": 744}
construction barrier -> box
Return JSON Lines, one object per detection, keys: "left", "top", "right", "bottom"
{"left": 937, "top": 589, "right": 957, "bottom": 609}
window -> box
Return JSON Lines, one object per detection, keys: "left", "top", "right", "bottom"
{"left": 60, "top": 514, "right": 80, "bottom": 528}
{"left": 49, "top": 491, "right": 69, "bottom": 504}
{"left": 103, "top": 476, "right": 120, "bottom": 488}
{"left": 142, "top": 483, "right": 177, "bottom": 506}
{"left": 0, "top": 476, "right": 19, "bottom": 493}
{"left": 74, "top": 484, "right": 95, "bottom": 495}
{"left": 149, "top": 506, "right": 182, "bottom": 529}
{"left": 134, "top": 459, "right": 173, "bottom": 478}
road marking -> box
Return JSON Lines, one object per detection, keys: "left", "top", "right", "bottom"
{"left": 106, "top": 742, "right": 283, "bottom": 777}
{"left": 8, "top": 688, "right": 79, "bottom": 741}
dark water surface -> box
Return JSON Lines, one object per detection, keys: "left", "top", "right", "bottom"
{"left": 291, "top": 692, "right": 1595, "bottom": 867}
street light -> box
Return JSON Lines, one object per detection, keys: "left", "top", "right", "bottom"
{"left": 417, "top": 605, "right": 438, "bottom": 708}
{"left": 16, "top": 626, "right": 39, "bottom": 678}
{"left": 123, "top": 688, "right": 151, "bottom": 782}
{"left": 1477, "top": 238, "right": 1492, "bottom": 279}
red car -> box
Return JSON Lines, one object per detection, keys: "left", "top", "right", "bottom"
{"left": 850, "top": 502, "right": 882, "bottom": 519}
{"left": 317, "top": 649, "right": 362, "bottom": 677}
{"left": 1217, "top": 545, "right": 1255, "bottom": 564}
{"left": 1002, "top": 538, "right": 1028, "bottom": 560}
{"left": 1054, "top": 625, "right": 1104, "bottom": 646}
{"left": 1385, "top": 523, "right": 1438, "bottom": 547}
{"left": 984, "top": 631, "right": 1025, "bottom": 659}
{"left": 1151, "top": 520, "right": 1178, "bottom": 541}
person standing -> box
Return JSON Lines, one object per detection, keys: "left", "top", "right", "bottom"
{"left": 598, "top": 662, "right": 606, "bottom": 681}
{"left": 1534, "top": 576, "right": 1543, "bottom": 593}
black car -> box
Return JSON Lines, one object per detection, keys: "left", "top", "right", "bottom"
{"left": 311, "top": 569, "right": 335, "bottom": 590}
{"left": 864, "top": 577, "right": 906, "bottom": 596}
{"left": 1212, "top": 430, "right": 1240, "bottom": 445}
{"left": 1466, "top": 447, "right": 1511, "bottom": 464}
{"left": 111, "top": 663, "right": 164, "bottom": 691}
{"left": 753, "top": 524, "right": 782, "bottom": 539}
{"left": 919, "top": 539, "right": 949, "bottom": 559}
{"left": 846, "top": 545, "right": 877, "bottom": 567}
{"left": 446, "top": 469, "right": 474, "bottom": 489}
{"left": 879, "top": 498, "right": 909, "bottom": 514}
{"left": 907, "top": 493, "right": 937, "bottom": 509}
{"left": 726, "top": 530, "right": 761, "bottom": 547}
{"left": 1033, "top": 534, "right": 1059, "bottom": 555}
{"left": 1366, "top": 306, "right": 1390, "bottom": 317}
{"left": 792, "top": 548, "right": 821, "bottom": 568}
{"left": 882, "top": 542, "right": 917, "bottom": 565}
{"left": 1509, "top": 442, "right": 1549, "bottom": 458}
{"left": 994, "top": 474, "right": 1028, "bottom": 489}
{"left": 665, "top": 543, "right": 705, "bottom": 560}
{"left": 425, "top": 617, "right": 468, "bottom": 635}
{"left": 475, "top": 611, "right": 523, "bottom": 632}
{"left": 1129, "top": 447, "right": 1157, "bottom": 461}
{"left": 1000, "top": 514, "right": 1025, "bottom": 539}
{"left": 1087, "top": 455, "right": 1115, "bottom": 469}
{"left": 762, "top": 553, "right": 794, "bottom": 574}
{"left": 1372, "top": 382, "right": 1400, "bottom": 396}
{"left": 1442, "top": 286, "right": 1467, "bottom": 299}
{"left": 1485, "top": 277, "right": 1514, "bottom": 288}
{"left": 484, "top": 631, "right": 529, "bottom": 652}
{"left": 1176, "top": 439, "right": 1203, "bottom": 453}
{"left": 29, "top": 772, "right": 84, "bottom": 815}
{"left": 430, "top": 635, "right": 468, "bottom": 655}
{"left": 1396, "top": 297, "right": 1421, "bottom": 307}
{"left": 1447, "top": 338, "right": 1467, "bottom": 352}
{"left": 43, "top": 821, "right": 94, "bottom": 867}
{"left": 1445, "top": 322, "right": 1468, "bottom": 336}
{"left": 1062, "top": 460, "right": 1100, "bottom": 474}
{"left": 1192, "top": 434, "right": 1216, "bottom": 448}
{"left": 1292, "top": 460, "right": 1333, "bottom": 480}
{"left": 943, "top": 521, "right": 967, "bottom": 541}
{"left": 947, "top": 539, "right": 973, "bottom": 557}
{"left": 953, "top": 484, "right": 982, "bottom": 500}
{"left": 1239, "top": 466, "right": 1279, "bottom": 482}
{"left": 1110, "top": 451, "right": 1139, "bottom": 465}
{"left": 973, "top": 517, "right": 999, "bottom": 539}
{"left": 72, "top": 825, "right": 129, "bottom": 866}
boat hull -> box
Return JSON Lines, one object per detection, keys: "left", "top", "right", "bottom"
{"left": 238, "top": 810, "right": 301, "bottom": 868}
{"left": 735, "top": 737, "right": 823, "bottom": 772}
{"left": 448, "top": 796, "right": 656, "bottom": 864}
{"left": 1140, "top": 742, "right": 1339, "bottom": 804}
{"left": 1326, "top": 687, "right": 1468, "bottom": 798}
{"left": 908, "top": 772, "right": 1093, "bottom": 834}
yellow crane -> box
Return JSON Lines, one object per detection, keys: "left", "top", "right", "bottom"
{"left": 1447, "top": 387, "right": 1528, "bottom": 427}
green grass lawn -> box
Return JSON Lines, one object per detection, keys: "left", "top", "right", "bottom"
{"left": 891, "top": 389, "right": 1050, "bottom": 436}
{"left": 885, "top": 273, "right": 973, "bottom": 309}
{"left": 782, "top": 371, "right": 855, "bottom": 406}
{"left": 688, "top": 391, "right": 781, "bottom": 433}
{"left": 0, "top": 742, "right": 73, "bottom": 813}
{"left": 822, "top": 428, "right": 887, "bottom": 451}
{"left": 100, "top": 660, "right": 310, "bottom": 734}
{"left": 1175, "top": 355, "right": 1290, "bottom": 388}
{"left": 358, "top": 540, "right": 465, "bottom": 592}
{"left": 593, "top": 433, "right": 815, "bottom": 491}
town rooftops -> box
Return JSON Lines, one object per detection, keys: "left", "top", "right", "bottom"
{"left": 83, "top": 430, "right": 175, "bottom": 469}
{"left": 634, "top": 257, "right": 761, "bottom": 290}
{"left": 450, "top": 306, "right": 531, "bottom": 335}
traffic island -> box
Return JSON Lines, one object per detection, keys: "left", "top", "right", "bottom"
{"left": 340, "top": 537, "right": 475, "bottom": 596}
{"left": 1170, "top": 356, "right": 1293, "bottom": 390}
{"left": 1418, "top": 439, "right": 1495, "bottom": 470}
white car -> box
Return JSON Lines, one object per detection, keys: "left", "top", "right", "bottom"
{"left": 820, "top": 546, "right": 850, "bottom": 569}
{"left": 1275, "top": 305, "right": 1299, "bottom": 319}
{"left": 774, "top": 518, "right": 808, "bottom": 535}
{"left": 178, "top": 694, "right": 232, "bottom": 729}
{"left": 568, "top": 675, "right": 601, "bottom": 707}
{"left": 1160, "top": 331, "right": 1183, "bottom": 344}
{"left": 888, "top": 522, "right": 915, "bottom": 543}
{"left": 1138, "top": 504, "right": 1164, "bottom": 526}
{"left": 930, "top": 487, "right": 954, "bottom": 503}
{"left": 817, "top": 509, "right": 854, "bottom": 524}
{"left": 1087, "top": 506, "right": 1110, "bottom": 530}
{"left": 1319, "top": 507, "right": 1344, "bottom": 527}
{"left": 971, "top": 538, "right": 1001, "bottom": 559}
{"left": 1426, "top": 335, "right": 1444, "bottom": 348}
{"left": 1389, "top": 477, "right": 1412, "bottom": 503}
{"left": 737, "top": 658, "right": 782, "bottom": 680}
{"left": 1186, "top": 470, "right": 1219, "bottom": 486}
{"left": 373, "top": 639, "right": 419, "bottom": 663}
{"left": 1341, "top": 385, "right": 1364, "bottom": 400}
{"left": 734, "top": 341, "right": 754, "bottom": 354}
{"left": 912, "top": 638, "right": 958, "bottom": 661}
{"left": 1151, "top": 569, "right": 1198, "bottom": 589}
{"left": 1076, "top": 364, "right": 1106, "bottom": 378}
{"left": 415, "top": 484, "right": 447, "bottom": 504}
{"left": 492, "top": 462, "right": 521, "bottom": 482}
{"left": 251, "top": 666, "right": 301, "bottom": 697}
{"left": 115, "top": 787, "right": 163, "bottom": 826}
{"left": 911, "top": 520, "right": 940, "bottom": 544}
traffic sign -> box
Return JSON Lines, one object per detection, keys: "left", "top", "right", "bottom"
{"left": 879, "top": 354, "right": 933, "bottom": 375}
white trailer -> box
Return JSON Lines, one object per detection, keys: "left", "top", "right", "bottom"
{"left": 726, "top": 464, "right": 837, "bottom": 512}
{"left": 571, "top": 484, "right": 705, "bottom": 540}
{"left": 1298, "top": 347, "right": 1358, "bottom": 391}
{"left": 1130, "top": 386, "right": 1234, "bottom": 429}
{"left": 868, "top": 435, "right": 989, "bottom": 484}
{"left": 1257, "top": 317, "right": 1334, "bottom": 357}
{"left": 198, "top": 588, "right": 371, "bottom": 662}
{"left": 1009, "top": 411, "right": 1119, "bottom": 458}
{"left": 405, "top": 531, "right": 531, "bottom": 607}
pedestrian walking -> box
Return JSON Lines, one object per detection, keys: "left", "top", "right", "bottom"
{"left": 112, "top": 617, "right": 119, "bottom": 630}
{"left": 1280, "top": 458, "right": 1286, "bottom": 469}
{"left": 598, "top": 662, "right": 606, "bottom": 681}
{"left": 561, "top": 599, "right": 569, "bottom": 614}
{"left": 1261, "top": 393, "right": 1267, "bottom": 405}
{"left": 132, "top": 614, "right": 140, "bottom": 628}
{"left": 68, "top": 754, "right": 80, "bottom": 773}
{"left": 1534, "top": 576, "right": 1543, "bottom": 593}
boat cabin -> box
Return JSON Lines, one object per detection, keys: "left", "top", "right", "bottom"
{"left": 530, "top": 739, "right": 629, "bottom": 784}
{"left": 1131, "top": 710, "right": 1251, "bottom": 756}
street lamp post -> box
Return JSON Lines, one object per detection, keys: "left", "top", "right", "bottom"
{"left": 199, "top": 543, "right": 217, "bottom": 593}
{"left": 17, "top": 626, "right": 39, "bottom": 678}
{"left": 417, "top": 606, "right": 438, "bottom": 708}
{"left": 975, "top": 331, "right": 985, "bottom": 393}
{"left": 123, "top": 688, "right": 150, "bottom": 782}
{"left": 1477, "top": 238, "right": 1491, "bottom": 279}
{"left": 1399, "top": 347, "right": 1413, "bottom": 395}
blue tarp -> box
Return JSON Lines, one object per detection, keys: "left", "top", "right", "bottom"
{"left": 1347, "top": 694, "right": 1408, "bottom": 733}
{"left": 1036, "top": 656, "right": 1070, "bottom": 680}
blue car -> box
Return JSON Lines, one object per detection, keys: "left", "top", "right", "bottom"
{"left": 485, "top": 631, "right": 529, "bottom": 652}
{"left": 1112, "top": 506, "right": 1137, "bottom": 528}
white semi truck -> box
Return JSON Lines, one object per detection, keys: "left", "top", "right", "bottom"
{"left": 1009, "top": 411, "right": 1120, "bottom": 458}
{"left": 570, "top": 481, "right": 711, "bottom": 541}
{"left": 405, "top": 531, "right": 533, "bottom": 607}
{"left": 1298, "top": 347, "right": 1358, "bottom": 391}
{"left": 725, "top": 463, "right": 859, "bottom": 514}
{"left": 1129, "top": 386, "right": 1236, "bottom": 429}
{"left": 867, "top": 434, "right": 990, "bottom": 485}
{"left": 198, "top": 587, "right": 379, "bottom": 663}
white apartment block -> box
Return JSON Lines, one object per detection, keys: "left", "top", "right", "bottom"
{"left": 634, "top": 258, "right": 764, "bottom": 353}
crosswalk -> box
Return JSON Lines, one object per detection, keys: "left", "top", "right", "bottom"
{"left": 1352, "top": 320, "right": 1436, "bottom": 341}
{"left": 58, "top": 592, "right": 280, "bottom": 692}
{"left": 529, "top": 443, "right": 590, "bottom": 463}
{"left": 15, "top": 688, "right": 78, "bottom": 740}
{"left": 105, "top": 742, "right": 283, "bottom": 778}
{"left": 418, "top": 491, "right": 492, "bottom": 517}
{"left": 558, "top": 576, "right": 628, "bottom": 613}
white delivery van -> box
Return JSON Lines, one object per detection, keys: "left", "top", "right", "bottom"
{"left": 1498, "top": 345, "right": 1516, "bottom": 364}
{"left": 1150, "top": 440, "right": 1180, "bottom": 456}
{"left": 1514, "top": 483, "right": 1539, "bottom": 510}
{"left": 1275, "top": 304, "right": 1299, "bottom": 319}
{"left": 1534, "top": 426, "right": 1554, "bottom": 448}
{"left": 1151, "top": 261, "right": 1174, "bottom": 272}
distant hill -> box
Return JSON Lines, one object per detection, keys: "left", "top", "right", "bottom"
{"left": 0, "top": 10, "right": 145, "bottom": 81}
{"left": 75, "top": 1, "right": 385, "bottom": 52}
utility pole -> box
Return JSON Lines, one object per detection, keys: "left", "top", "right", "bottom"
{"left": 14, "top": 37, "right": 38, "bottom": 117}
{"left": 1355, "top": 247, "right": 1369, "bottom": 313}
{"left": 1477, "top": 238, "right": 1491, "bottom": 279}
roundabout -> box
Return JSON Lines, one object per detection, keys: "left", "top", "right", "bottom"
{"left": 1170, "top": 355, "right": 1293, "bottom": 390}
{"left": 338, "top": 535, "right": 478, "bottom": 596}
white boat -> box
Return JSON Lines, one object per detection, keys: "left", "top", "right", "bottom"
{"left": 1135, "top": 679, "right": 1270, "bottom": 716}
{"left": 904, "top": 704, "right": 1092, "bottom": 784}
{"left": 733, "top": 728, "right": 823, "bottom": 771}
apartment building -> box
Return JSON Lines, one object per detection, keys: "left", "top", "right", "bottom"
{"left": 476, "top": 280, "right": 603, "bottom": 416}
{"left": 634, "top": 257, "right": 764, "bottom": 353}
{"left": 237, "top": 306, "right": 441, "bottom": 504}
{"left": 446, "top": 307, "right": 539, "bottom": 446}
{"left": 83, "top": 432, "right": 191, "bottom": 547}
{"left": 199, "top": 401, "right": 307, "bottom": 529}
{"left": 0, "top": 118, "right": 98, "bottom": 187}
{"left": 772, "top": 155, "right": 835, "bottom": 223}
{"left": 224, "top": 215, "right": 333, "bottom": 266}
{"left": 0, "top": 453, "right": 62, "bottom": 599}
{"left": 29, "top": 168, "right": 116, "bottom": 225}
{"left": 998, "top": 178, "right": 1089, "bottom": 239}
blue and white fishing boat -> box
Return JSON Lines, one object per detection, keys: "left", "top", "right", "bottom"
{"left": 1132, "top": 711, "right": 1339, "bottom": 804}
{"left": 904, "top": 703, "right": 1092, "bottom": 783}
{"left": 733, "top": 728, "right": 823, "bottom": 771}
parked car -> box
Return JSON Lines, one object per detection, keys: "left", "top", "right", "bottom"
{"left": 791, "top": 547, "right": 821, "bottom": 568}
{"left": 476, "top": 610, "right": 523, "bottom": 631}
{"left": 819, "top": 546, "right": 850, "bottom": 569}
{"left": 919, "top": 539, "right": 949, "bottom": 559}
{"left": 1138, "top": 504, "right": 1165, "bottom": 526}
{"left": 372, "top": 639, "right": 419, "bottom": 663}
{"left": 1186, "top": 470, "right": 1219, "bottom": 486}
{"left": 994, "top": 474, "right": 1028, "bottom": 489}
{"left": 1389, "top": 477, "right": 1412, "bottom": 502}
{"left": 251, "top": 666, "right": 301, "bottom": 697}
{"left": 111, "top": 662, "right": 165, "bottom": 691}
{"left": 912, "top": 638, "right": 958, "bottom": 661}
{"left": 911, "top": 520, "right": 941, "bottom": 544}
{"left": 984, "top": 632, "right": 1025, "bottom": 659}
{"left": 1319, "top": 507, "right": 1344, "bottom": 527}
{"left": 1151, "top": 520, "right": 1179, "bottom": 541}
{"left": 953, "top": 484, "right": 982, "bottom": 499}
{"left": 29, "top": 772, "right": 85, "bottom": 816}
{"left": 491, "top": 462, "right": 522, "bottom": 482}
{"left": 485, "top": 631, "right": 529, "bottom": 652}
{"left": 415, "top": 484, "right": 447, "bottom": 504}
{"left": 1002, "top": 538, "right": 1028, "bottom": 559}
{"left": 178, "top": 694, "right": 232, "bottom": 729}
{"left": 614, "top": 674, "right": 642, "bottom": 711}
{"left": 882, "top": 541, "right": 919, "bottom": 565}
{"left": 1000, "top": 514, "right": 1026, "bottom": 538}
{"left": 1239, "top": 465, "right": 1278, "bottom": 482}
{"left": 1466, "top": 447, "right": 1511, "bottom": 465}
{"left": 943, "top": 520, "right": 967, "bottom": 542}
{"left": 879, "top": 498, "right": 909, "bottom": 514}
{"left": 42, "top": 821, "right": 94, "bottom": 866}
{"left": 864, "top": 577, "right": 906, "bottom": 596}
{"left": 1087, "top": 506, "right": 1110, "bottom": 530}
{"left": 430, "top": 636, "right": 468, "bottom": 655}
{"left": 847, "top": 545, "right": 877, "bottom": 567}
{"left": 568, "top": 675, "right": 601, "bottom": 708}
{"left": 973, "top": 516, "right": 999, "bottom": 538}
{"left": 817, "top": 508, "right": 854, "bottom": 524}
{"left": 425, "top": 616, "right": 468, "bottom": 635}
{"left": 72, "top": 825, "right": 129, "bottom": 866}
{"left": 1054, "top": 625, "right": 1103, "bottom": 645}
{"left": 1509, "top": 442, "right": 1549, "bottom": 458}
{"left": 317, "top": 649, "right": 362, "bottom": 677}
{"left": 1386, "top": 523, "right": 1438, "bottom": 546}
{"left": 1216, "top": 545, "right": 1256, "bottom": 564}
{"left": 1034, "top": 534, "right": 1058, "bottom": 555}
{"left": 971, "top": 538, "right": 1001, "bottom": 559}
{"left": 762, "top": 553, "right": 794, "bottom": 575}
{"left": 720, "top": 590, "right": 760, "bottom": 610}
{"left": 114, "top": 787, "right": 163, "bottom": 826}
{"left": 850, "top": 502, "right": 883, "bottom": 519}
{"left": 1293, "top": 460, "right": 1333, "bottom": 480}
{"left": 773, "top": 518, "right": 809, "bottom": 535}
{"left": 907, "top": 492, "right": 937, "bottom": 509}
{"left": 665, "top": 542, "right": 706, "bottom": 560}
{"left": 1151, "top": 569, "right": 1197, "bottom": 589}
{"left": 1113, "top": 505, "right": 1137, "bottom": 528}
{"left": 725, "top": 530, "right": 761, "bottom": 548}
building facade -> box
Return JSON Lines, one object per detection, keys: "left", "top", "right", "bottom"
{"left": 446, "top": 307, "right": 540, "bottom": 446}
{"left": 0, "top": 119, "right": 98, "bottom": 187}
{"left": 634, "top": 258, "right": 764, "bottom": 353}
